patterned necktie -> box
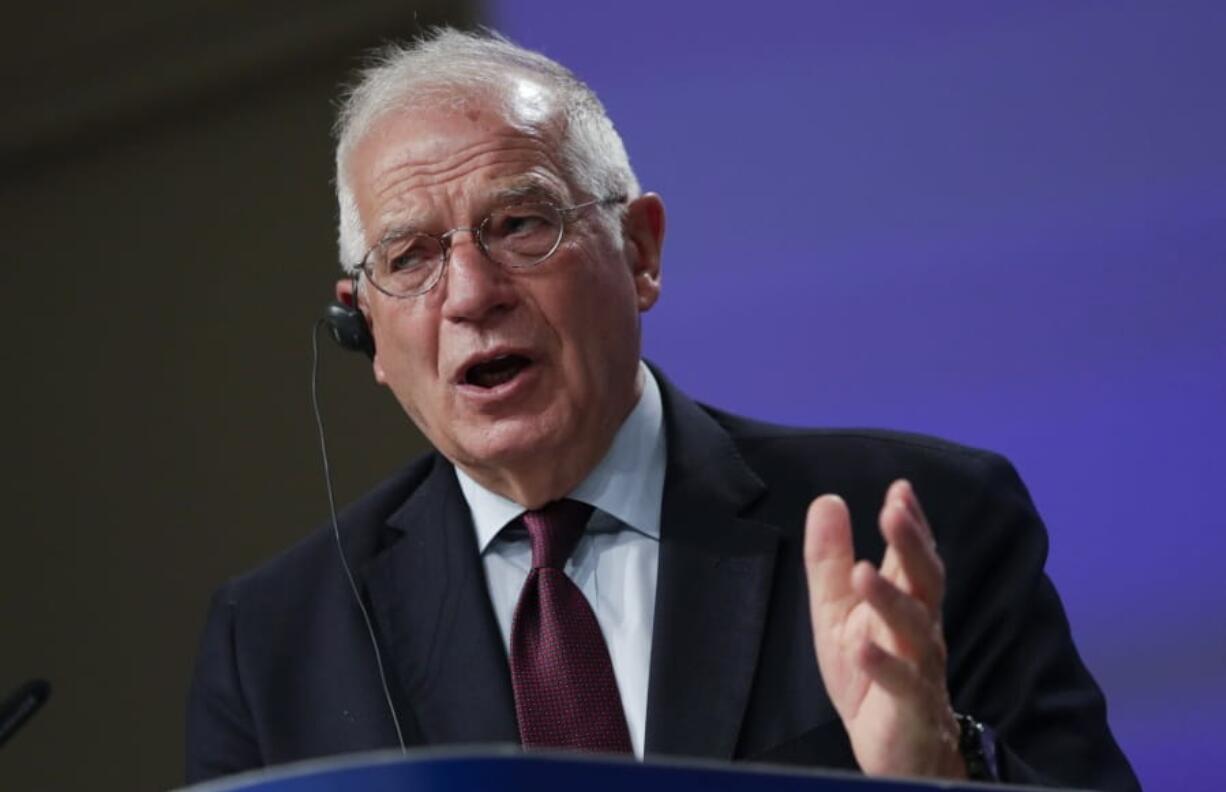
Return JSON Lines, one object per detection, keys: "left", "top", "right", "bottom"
{"left": 509, "top": 499, "right": 633, "bottom": 753}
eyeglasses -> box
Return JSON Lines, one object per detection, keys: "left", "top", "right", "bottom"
{"left": 357, "top": 195, "right": 626, "bottom": 298}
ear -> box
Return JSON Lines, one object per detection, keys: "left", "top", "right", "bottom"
{"left": 335, "top": 277, "right": 357, "bottom": 308}
{"left": 334, "top": 277, "right": 388, "bottom": 384}
{"left": 623, "top": 193, "right": 665, "bottom": 312}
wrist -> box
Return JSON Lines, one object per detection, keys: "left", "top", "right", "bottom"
{"left": 953, "top": 712, "right": 999, "bottom": 782}
{"left": 936, "top": 710, "right": 968, "bottom": 779}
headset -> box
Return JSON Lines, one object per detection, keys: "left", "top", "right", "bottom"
{"left": 322, "top": 276, "right": 376, "bottom": 359}
{"left": 313, "top": 285, "right": 406, "bottom": 752}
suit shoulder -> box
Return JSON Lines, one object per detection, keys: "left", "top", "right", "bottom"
{"left": 216, "top": 451, "right": 441, "bottom": 606}
{"left": 698, "top": 405, "right": 1042, "bottom": 565}
{"left": 701, "top": 404, "right": 1019, "bottom": 486}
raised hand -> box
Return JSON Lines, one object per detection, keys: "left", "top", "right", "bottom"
{"left": 803, "top": 479, "right": 965, "bottom": 779}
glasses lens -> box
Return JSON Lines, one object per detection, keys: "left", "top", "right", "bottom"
{"left": 371, "top": 233, "right": 444, "bottom": 296}
{"left": 482, "top": 202, "right": 564, "bottom": 268}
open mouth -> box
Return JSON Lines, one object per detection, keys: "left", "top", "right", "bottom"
{"left": 463, "top": 354, "right": 533, "bottom": 389}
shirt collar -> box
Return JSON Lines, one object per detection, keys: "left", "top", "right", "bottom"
{"left": 456, "top": 361, "right": 667, "bottom": 553}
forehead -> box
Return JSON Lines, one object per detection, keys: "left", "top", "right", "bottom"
{"left": 347, "top": 86, "right": 574, "bottom": 237}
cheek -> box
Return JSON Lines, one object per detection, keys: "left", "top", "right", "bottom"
{"left": 555, "top": 257, "right": 642, "bottom": 373}
{"left": 370, "top": 304, "right": 441, "bottom": 387}
{"left": 585, "top": 253, "right": 641, "bottom": 334}
{"left": 569, "top": 237, "right": 636, "bottom": 310}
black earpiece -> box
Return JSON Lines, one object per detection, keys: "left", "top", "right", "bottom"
{"left": 323, "top": 301, "right": 375, "bottom": 359}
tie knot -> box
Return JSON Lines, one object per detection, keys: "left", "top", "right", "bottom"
{"left": 520, "top": 499, "right": 593, "bottom": 570}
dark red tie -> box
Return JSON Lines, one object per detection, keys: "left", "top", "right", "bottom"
{"left": 509, "top": 499, "right": 633, "bottom": 753}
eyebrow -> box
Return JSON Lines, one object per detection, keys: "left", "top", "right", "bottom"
{"left": 485, "top": 179, "right": 566, "bottom": 207}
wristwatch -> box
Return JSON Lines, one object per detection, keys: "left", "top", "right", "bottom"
{"left": 954, "top": 712, "right": 999, "bottom": 781}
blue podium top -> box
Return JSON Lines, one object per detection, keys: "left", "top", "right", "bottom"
{"left": 180, "top": 748, "right": 1040, "bottom": 792}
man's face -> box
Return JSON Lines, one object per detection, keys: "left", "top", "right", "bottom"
{"left": 342, "top": 84, "right": 663, "bottom": 496}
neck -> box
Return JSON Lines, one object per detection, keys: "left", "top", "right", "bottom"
{"left": 464, "top": 461, "right": 594, "bottom": 511}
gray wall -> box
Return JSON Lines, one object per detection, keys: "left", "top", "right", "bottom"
{"left": 1, "top": 2, "right": 476, "bottom": 789}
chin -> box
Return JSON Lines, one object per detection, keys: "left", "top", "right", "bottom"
{"left": 449, "top": 409, "right": 572, "bottom": 471}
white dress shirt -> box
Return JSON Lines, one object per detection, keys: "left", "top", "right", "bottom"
{"left": 454, "top": 362, "right": 666, "bottom": 757}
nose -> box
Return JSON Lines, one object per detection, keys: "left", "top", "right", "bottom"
{"left": 439, "top": 229, "right": 517, "bottom": 324}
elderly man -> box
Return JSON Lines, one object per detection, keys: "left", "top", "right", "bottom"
{"left": 186, "top": 29, "right": 1137, "bottom": 790}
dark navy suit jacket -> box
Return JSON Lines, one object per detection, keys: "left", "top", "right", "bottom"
{"left": 186, "top": 372, "right": 1138, "bottom": 790}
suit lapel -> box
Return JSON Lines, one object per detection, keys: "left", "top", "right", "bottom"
{"left": 358, "top": 457, "right": 519, "bottom": 745}
{"left": 645, "top": 372, "right": 780, "bottom": 759}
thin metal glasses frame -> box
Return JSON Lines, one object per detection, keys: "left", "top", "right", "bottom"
{"left": 356, "top": 195, "right": 626, "bottom": 299}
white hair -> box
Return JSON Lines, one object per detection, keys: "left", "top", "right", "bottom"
{"left": 333, "top": 28, "right": 642, "bottom": 272}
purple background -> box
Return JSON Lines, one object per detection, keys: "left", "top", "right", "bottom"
{"left": 493, "top": 2, "right": 1225, "bottom": 789}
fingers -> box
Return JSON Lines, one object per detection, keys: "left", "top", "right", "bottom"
{"left": 852, "top": 561, "right": 947, "bottom": 682}
{"left": 804, "top": 495, "right": 856, "bottom": 624}
{"left": 889, "top": 479, "right": 932, "bottom": 539}
{"left": 878, "top": 480, "right": 945, "bottom": 614}
{"left": 808, "top": 483, "right": 960, "bottom": 778}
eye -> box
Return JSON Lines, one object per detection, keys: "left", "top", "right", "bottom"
{"left": 486, "top": 204, "right": 560, "bottom": 240}
{"left": 381, "top": 235, "right": 438, "bottom": 273}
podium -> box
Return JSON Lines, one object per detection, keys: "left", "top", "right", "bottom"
{"left": 179, "top": 748, "right": 1053, "bottom": 792}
